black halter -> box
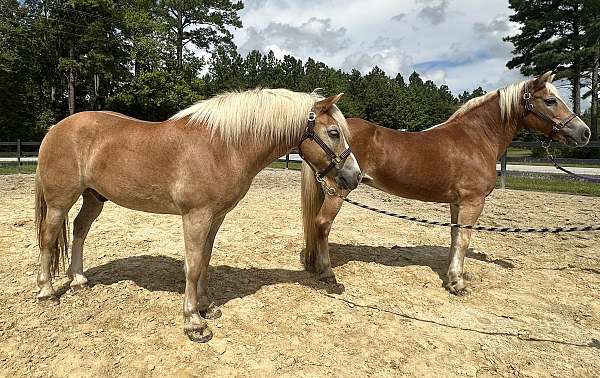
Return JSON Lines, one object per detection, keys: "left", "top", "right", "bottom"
{"left": 298, "top": 111, "right": 353, "bottom": 178}
{"left": 522, "top": 84, "right": 578, "bottom": 144}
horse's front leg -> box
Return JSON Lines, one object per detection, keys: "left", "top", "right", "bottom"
{"left": 197, "top": 216, "right": 225, "bottom": 320}
{"left": 314, "top": 193, "right": 346, "bottom": 283}
{"left": 446, "top": 200, "right": 485, "bottom": 295}
{"left": 181, "top": 209, "right": 213, "bottom": 343}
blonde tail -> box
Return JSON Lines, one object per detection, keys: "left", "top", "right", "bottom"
{"left": 301, "top": 162, "right": 324, "bottom": 271}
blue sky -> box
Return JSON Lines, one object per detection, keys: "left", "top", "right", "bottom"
{"left": 233, "top": 0, "right": 572, "bottom": 99}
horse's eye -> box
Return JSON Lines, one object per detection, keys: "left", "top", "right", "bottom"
{"left": 328, "top": 129, "right": 340, "bottom": 138}
{"left": 544, "top": 98, "right": 557, "bottom": 106}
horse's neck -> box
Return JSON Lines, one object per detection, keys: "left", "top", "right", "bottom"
{"left": 237, "top": 136, "right": 295, "bottom": 175}
{"left": 452, "top": 94, "right": 521, "bottom": 159}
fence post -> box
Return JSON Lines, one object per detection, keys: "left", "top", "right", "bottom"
{"left": 500, "top": 152, "right": 507, "bottom": 189}
{"left": 285, "top": 153, "right": 289, "bottom": 170}
{"left": 16, "top": 139, "right": 21, "bottom": 174}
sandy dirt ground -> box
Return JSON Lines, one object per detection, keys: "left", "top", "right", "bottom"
{"left": 1, "top": 170, "right": 599, "bottom": 377}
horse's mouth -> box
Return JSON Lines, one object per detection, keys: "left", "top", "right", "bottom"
{"left": 558, "top": 133, "right": 580, "bottom": 147}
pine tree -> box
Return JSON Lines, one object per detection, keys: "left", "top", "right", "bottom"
{"left": 504, "top": 0, "right": 589, "bottom": 113}
{"left": 158, "top": 0, "right": 243, "bottom": 67}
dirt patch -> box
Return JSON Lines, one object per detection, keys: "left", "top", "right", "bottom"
{"left": 1, "top": 170, "right": 599, "bottom": 377}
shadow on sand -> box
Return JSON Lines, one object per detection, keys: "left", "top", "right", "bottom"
{"left": 56, "top": 243, "right": 513, "bottom": 304}
{"left": 54, "top": 244, "right": 600, "bottom": 349}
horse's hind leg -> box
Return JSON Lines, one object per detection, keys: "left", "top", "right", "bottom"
{"left": 37, "top": 206, "right": 69, "bottom": 300}
{"left": 446, "top": 200, "right": 485, "bottom": 295}
{"left": 68, "top": 190, "right": 104, "bottom": 291}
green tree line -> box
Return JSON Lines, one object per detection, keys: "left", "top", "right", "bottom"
{"left": 1, "top": 0, "right": 598, "bottom": 142}
{"left": 0, "top": 0, "right": 485, "bottom": 141}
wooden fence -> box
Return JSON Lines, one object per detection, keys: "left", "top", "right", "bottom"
{"left": 498, "top": 141, "right": 600, "bottom": 188}
{"left": 0, "top": 140, "right": 41, "bottom": 173}
{"left": 2, "top": 140, "right": 600, "bottom": 184}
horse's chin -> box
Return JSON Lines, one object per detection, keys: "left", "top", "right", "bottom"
{"left": 556, "top": 134, "right": 580, "bottom": 147}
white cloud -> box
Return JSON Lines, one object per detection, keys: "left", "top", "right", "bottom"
{"left": 416, "top": 0, "right": 449, "bottom": 25}
{"left": 232, "top": 0, "right": 575, "bottom": 102}
{"left": 239, "top": 17, "right": 350, "bottom": 57}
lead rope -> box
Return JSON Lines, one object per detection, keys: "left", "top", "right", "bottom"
{"left": 541, "top": 143, "right": 600, "bottom": 183}
{"left": 316, "top": 178, "right": 600, "bottom": 233}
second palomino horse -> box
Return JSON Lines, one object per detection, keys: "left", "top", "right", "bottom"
{"left": 35, "top": 88, "right": 361, "bottom": 342}
{"left": 301, "top": 72, "right": 591, "bottom": 294}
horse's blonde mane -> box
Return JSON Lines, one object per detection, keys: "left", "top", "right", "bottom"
{"left": 498, "top": 81, "right": 527, "bottom": 123}
{"left": 170, "top": 88, "right": 348, "bottom": 146}
{"left": 448, "top": 91, "right": 498, "bottom": 122}
{"left": 448, "top": 79, "right": 562, "bottom": 125}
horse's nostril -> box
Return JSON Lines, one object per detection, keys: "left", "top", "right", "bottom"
{"left": 583, "top": 129, "right": 591, "bottom": 140}
{"left": 339, "top": 176, "right": 349, "bottom": 188}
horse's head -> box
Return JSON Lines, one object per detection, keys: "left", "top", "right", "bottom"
{"left": 299, "top": 93, "right": 361, "bottom": 191}
{"left": 523, "top": 71, "right": 591, "bottom": 147}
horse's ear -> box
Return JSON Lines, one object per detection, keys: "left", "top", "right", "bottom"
{"left": 531, "top": 71, "right": 554, "bottom": 90}
{"left": 314, "top": 93, "right": 344, "bottom": 114}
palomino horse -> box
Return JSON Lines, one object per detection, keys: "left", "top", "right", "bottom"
{"left": 301, "top": 72, "right": 591, "bottom": 294}
{"left": 35, "top": 88, "right": 361, "bottom": 342}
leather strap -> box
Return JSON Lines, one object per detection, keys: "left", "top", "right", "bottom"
{"left": 298, "top": 111, "right": 352, "bottom": 178}
{"left": 522, "top": 85, "right": 578, "bottom": 142}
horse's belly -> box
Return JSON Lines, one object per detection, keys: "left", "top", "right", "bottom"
{"left": 367, "top": 176, "right": 458, "bottom": 203}
{"left": 88, "top": 178, "right": 181, "bottom": 215}
{"left": 101, "top": 193, "right": 180, "bottom": 214}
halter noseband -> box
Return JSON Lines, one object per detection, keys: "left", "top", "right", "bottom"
{"left": 298, "top": 111, "right": 352, "bottom": 178}
{"left": 522, "top": 84, "right": 578, "bottom": 144}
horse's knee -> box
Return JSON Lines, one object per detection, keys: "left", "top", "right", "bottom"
{"left": 315, "top": 216, "right": 332, "bottom": 236}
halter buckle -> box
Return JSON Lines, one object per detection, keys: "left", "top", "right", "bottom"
{"left": 523, "top": 92, "right": 531, "bottom": 100}
{"left": 307, "top": 112, "right": 316, "bottom": 121}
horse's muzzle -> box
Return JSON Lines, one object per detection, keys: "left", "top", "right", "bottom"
{"left": 336, "top": 169, "right": 361, "bottom": 190}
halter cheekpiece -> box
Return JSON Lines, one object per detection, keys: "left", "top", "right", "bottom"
{"left": 298, "top": 110, "right": 352, "bottom": 178}
{"left": 522, "top": 84, "right": 578, "bottom": 145}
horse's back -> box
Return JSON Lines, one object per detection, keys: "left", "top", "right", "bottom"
{"left": 38, "top": 112, "right": 187, "bottom": 212}
{"left": 346, "top": 118, "right": 496, "bottom": 203}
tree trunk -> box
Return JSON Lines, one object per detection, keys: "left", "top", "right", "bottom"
{"left": 592, "top": 55, "right": 599, "bottom": 140}
{"left": 68, "top": 47, "right": 76, "bottom": 115}
{"left": 93, "top": 74, "right": 100, "bottom": 110}
{"left": 572, "top": 5, "right": 581, "bottom": 114}
{"left": 177, "top": 11, "right": 183, "bottom": 67}
{"left": 570, "top": 67, "right": 582, "bottom": 114}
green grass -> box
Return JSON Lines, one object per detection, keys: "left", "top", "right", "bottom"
{"left": 505, "top": 161, "right": 600, "bottom": 168}
{"left": 3, "top": 162, "right": 598, "bottom": 197}
{"left": 506, "top": 147, "right": 533, "bottom": 158}
{"left": 497, "top": 176, "right": 600, "bottom": 196}
{"left": 0, "top": 165, "right": 37, "bottom": 174}
{"left": 269, "top": 161, "right": 302, "bottom": 170}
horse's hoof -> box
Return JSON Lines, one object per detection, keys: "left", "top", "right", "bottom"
{"left": 318, "top": 274, "right": 337, "bottom": 285}
{"left": 37, "top": 295, "right": 59, "bottom": 305}
{"left": 184, "top": 323, "right": 213, "bottom": 343}
{"left": 70, "top": 283, "right": 88, "bottom": 293}
{"left": 200, "top": 304, "right": 222, "bottom": 320}
{"left": 446, "top": 279, "right": 471, "bottom": 296}
{"left": 325, "top": 282, "right": 345, "bottom": 295}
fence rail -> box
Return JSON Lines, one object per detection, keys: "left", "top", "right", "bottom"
{"left": 2, "top": 140, "right": 600, "bottom": 183}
